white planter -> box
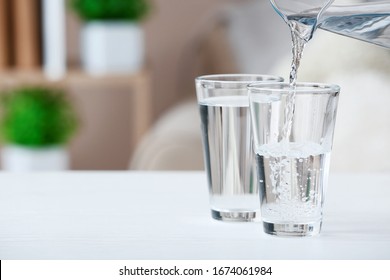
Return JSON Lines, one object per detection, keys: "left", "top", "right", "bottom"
{"left": 1, "top": 146, "right": 69, "bottom": 171}
{"left": 81, "top": 21, "right": 144, "bottom": 75}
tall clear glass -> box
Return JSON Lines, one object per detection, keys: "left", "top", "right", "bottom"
{"left": 249, "top": 82, "right": 340, "bottom": 235}
{"left": 195, "top": 74, "right": 283, "bottom": 222}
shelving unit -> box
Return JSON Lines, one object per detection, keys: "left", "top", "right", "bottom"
{"left": 0, "top": 0, "right": 152, "bottom": 170}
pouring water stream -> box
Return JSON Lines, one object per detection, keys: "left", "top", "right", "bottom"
{"left": 270, "top": 0, "right": 390, "bottom": 143}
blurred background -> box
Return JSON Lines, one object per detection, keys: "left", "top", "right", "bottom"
{"left": 0, "top": 0, "right": 389, "bottom": 171}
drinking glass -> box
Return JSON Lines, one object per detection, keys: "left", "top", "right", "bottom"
{"left": 249, "top": 82, "right": 340, "bottom": 235}
{"left": 195, "top": 74, "right": 283, "bottom": 222}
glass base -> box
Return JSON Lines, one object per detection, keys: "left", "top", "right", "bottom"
{"left": 263, "top": 220, "right": 322, "bottom": 237}
{"left": 211, "top": 209, "right": 258, "bottom": 222}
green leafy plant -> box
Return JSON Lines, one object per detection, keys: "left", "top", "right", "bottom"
{"left": 0, "top": 87, "right": 78, "bottom": 148}
{"left": 71, "top": 0, "right": 150, "bottom": 21}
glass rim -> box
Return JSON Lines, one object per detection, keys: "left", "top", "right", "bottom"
{"left": 248, "top": 82, "right": 340, "bottom": 94}
{"left": 195, "top": 74, "right": 284, "bottom": 85}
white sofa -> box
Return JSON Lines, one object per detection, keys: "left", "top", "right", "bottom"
{"left": 130, "top": 100, "right": 204, "bottom": 170}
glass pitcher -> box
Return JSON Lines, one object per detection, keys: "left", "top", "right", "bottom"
{"left": 270, "top": 0, "right": 390, "bottom": 48}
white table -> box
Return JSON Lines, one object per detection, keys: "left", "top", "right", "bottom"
{"left": 0, "top": 171, "right": 389, "bottom": 260}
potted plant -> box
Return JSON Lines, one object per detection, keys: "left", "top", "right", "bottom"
{"left": 0, "top": 87, "right": 78, "bottom": 171}
{"left": 71, "top": 0, "right": 151, "bottom": 75}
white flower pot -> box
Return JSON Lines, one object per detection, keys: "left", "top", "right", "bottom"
{"left": 1, "top": 146, "right": 69, "bottom": 171}
{"left": 81, "top": 21, "right": 144, "bottom": 75}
